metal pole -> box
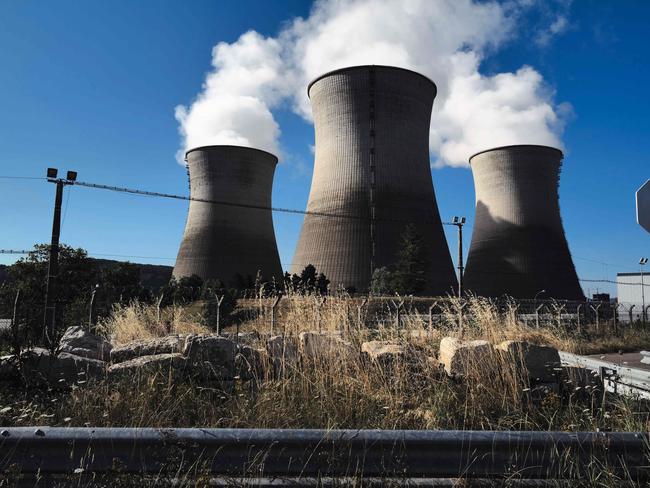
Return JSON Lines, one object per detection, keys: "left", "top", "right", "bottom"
{"left": 43, "top": 179, "right": 64, "bottom": 345}
{"left": 641, "top": 267, "right": 646, "bottom": 328}
{"left": 457, "top": 223, "right": 464, "bottom": 297}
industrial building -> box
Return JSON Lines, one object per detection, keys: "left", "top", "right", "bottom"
{"left": 292, "top": 65, "right": 457, "bottom": 294}
{"left": 617, "top": 272, "right": 648, "bottom": 323}
{"left": 173, "top": 145, "right": 283, "bottom": 287}
{"left": 463, "top": 145, "right": 584, "bottom": 300}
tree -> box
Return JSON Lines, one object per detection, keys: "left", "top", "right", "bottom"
{"left": 390, "top": 224, "right": 428, "bottom": 295}
{"left": 299, "top": 264, "right": 318, "bottom": 293}
{"left": 1, "top": 244, "right": 96, "bottom": 346}
{"left": 315, "top": 273, "right": 330, "bottom": 295}
{"left": 370, "top": 267, "right": 393, "bottom": 295}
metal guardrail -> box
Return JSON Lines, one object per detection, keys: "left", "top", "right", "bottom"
{"left": 559, "top": 351, "right": 650, "bottom": 399}
{"left": 1, "top": 427, "right": 648, "bottom": 482}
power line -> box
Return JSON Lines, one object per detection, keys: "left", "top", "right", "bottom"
{"left": 71, "top": 179, "right": 460, "bottom": 226}
{"left": 0, "top": 176, "right": 46, "bottom": 180}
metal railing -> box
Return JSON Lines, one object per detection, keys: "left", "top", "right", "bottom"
{"left": 1, "top": 427, "right": 648, "bottom": 483}
{"left": 560, "top": 351, "right": 650, "bottom": 399}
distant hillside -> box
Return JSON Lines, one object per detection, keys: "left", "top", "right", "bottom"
{"left": 91, "top": 259, "right": 173, "bottom": 289}
{"left": 0, "top": 259, "right": 173, "bottom": 289}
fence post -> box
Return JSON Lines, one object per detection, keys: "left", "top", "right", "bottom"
{"left": 576, "top": 304, "right": 583, "bottom": 334}
{"left": 270, "top": 295, "right": 282, "bottom": 336}
{"left": 390, "top": 297, "right": 405, "bottom": 337}
{"left": 315, "top": 296, "right": 326, "bottom": 333}
{"left": 613, "top": 303, "right": 619, "bottom": 335}
{"left": 156, "top": 291, "right": 165, "bottom": 325}
{"left": 629, "top": 305, "right": 635, "bottom": 325}
{"left": 357, "top": 297, "right": 368, "bottom": 332}
{"left": 88, "top": 284, "right": 99, "bottom": 329}
{"left": 428, "top": 301, "right": 438, "bottom": 330}
{"left": 535, "top": 304, "right": 544, "bottom": 329}
{"left": 214, "top": 294, "right": 225, "bottom": 335}
{"left": 590, "top": 303, "right": 602, "bottom": 333}
{"left": 12, "top": 288, "right": 21, "bottom": 356}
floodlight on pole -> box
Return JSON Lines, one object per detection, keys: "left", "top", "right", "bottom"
{"left": 42, "top": 167, "right": 78, "bottom": 346}
{"left": 451, "top": 216, "right": 466, "bottom": 297}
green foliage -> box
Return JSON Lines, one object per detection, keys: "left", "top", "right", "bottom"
{"left": 370, "top": 267, "right": 393, "bottom": 295}
{"left": 285, "top": 265, "right": 330, "bottom": 295}
{"left": 390, "top": 224, "right": 428, "bottom": 295}
{"left": 201, "top": 288, "right": 238, "bottom": 330}
{"left": 0, "top": 244, "right": 96, "bottom": 347}
{"left": 0, "top": 244, "right": 157, "bottom": 350}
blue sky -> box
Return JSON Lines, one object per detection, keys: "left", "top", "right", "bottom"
{"left": 0, "top": 1, "right": 648, "bottom": 297}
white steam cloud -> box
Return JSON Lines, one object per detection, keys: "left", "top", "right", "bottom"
{"left": 175, "top": 0, "right": 571, "bottom": 167}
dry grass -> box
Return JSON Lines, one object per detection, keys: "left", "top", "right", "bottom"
{"left": 2, "top": 296, "right": 649, "bottom": 433}
{"left": 99, "top": 301, "right": 210, "bottom": 345}
{"left": 1, "top": 297, "right": 648, "bottom": 485}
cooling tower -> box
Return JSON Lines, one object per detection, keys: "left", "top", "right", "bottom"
{"left": 463, "top": 145, "right": 584, "bottom": 300}
{"left": 173, "top": 145, "right": 283, "bottom": 287}
{"left": 292, "top": 65, "right": 457, "bottom": 294}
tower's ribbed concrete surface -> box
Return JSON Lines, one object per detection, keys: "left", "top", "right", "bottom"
{"left": 173, "top": 145, "right": 283, "bottom": 287}
{"left": 463, "top": 145, "right": 584, "bottom": 300}
{"left": 292, "top": 65, "right": 457, "bottom": 294}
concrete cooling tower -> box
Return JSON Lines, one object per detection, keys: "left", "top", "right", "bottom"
{"left": 292, "top": 65, "right": 457, "bottom": 295}
{"left": 463, "top": 145, "right": 584, "bottom": 300}
{"left": 173, "top": 145, "right": 283, "bottom": 287}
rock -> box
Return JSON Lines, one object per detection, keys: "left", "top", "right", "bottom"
{"left": 438, "top": 337, "right": 493, "bottom": 378}
{"left": 496, "top": 340, "right": 561, "bottom": 383}
{"left": 183, "top": 334, "right": 237, "bottom": 380}
{"left": 562, "top": 366, "right": 603, "bottom": 394}
{"left": 59, "top": 326, "right": 112, "bottom": 361}
{"left": 266, "top": 335, "right": 299, "bottom": 376}
{"left": 224, "top": 331, "right": 261, "bottom": 344}
{"left": 108, "top": 353, "right": 186, "bottom": 380}
{"left": 529, "top": 382, "right": 560, "bottom": 401}
{"left": 20, "top": 347, "right": 106, "bottom": 386}
{"left": 361, "top": 341, "right": 406, "bottom": 366}
{"left": 235, "top": 345, "right": 270, "bottom": 381}
{"left": 299, "top": 332, "right": 355, "bottom": 360}
{"left": 110, "top": 335, "right": 187, "bottom": 364}
{"left": 0, "top": 354, "right": 19, "bottom": 382}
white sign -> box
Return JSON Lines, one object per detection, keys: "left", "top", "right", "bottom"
{"left": 637, "top": 179, "right": 650, "bottom": 233}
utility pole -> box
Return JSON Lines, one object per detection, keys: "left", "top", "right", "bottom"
{"left": 640, "top": 257, "right": 648, "bottom": 327}
{"left": 451, "top": 216, "right": 466, "bottom": 297}
{"left": 43, "top": 168, "right": 77, "bottom": 345}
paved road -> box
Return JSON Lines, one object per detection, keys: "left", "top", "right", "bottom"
{"left": 589, "top": 352, "right": 650, "bottom": 372}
